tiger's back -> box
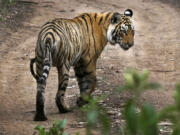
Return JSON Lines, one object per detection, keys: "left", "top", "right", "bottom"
{"left": 36, "top": 12, "right": 114, "bottom": 68}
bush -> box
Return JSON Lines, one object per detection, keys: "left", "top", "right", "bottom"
{"left": 34, "top": 69, "right": 180, "bottom": 135}
{"left": 34, "top": 119, "right": 80, "bottom": 135}
{"left": 81, "top": 95, "right": 111, "bottom": 135}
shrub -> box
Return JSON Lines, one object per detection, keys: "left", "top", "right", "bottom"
{"left": 34, "top": 69, "right": 180, "bottom": 135}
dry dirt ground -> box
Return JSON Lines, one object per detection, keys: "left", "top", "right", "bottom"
{"left": 0, "top": 0, "right": 180, "bottom": 135}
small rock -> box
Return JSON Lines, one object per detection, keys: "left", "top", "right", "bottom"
{"left": 107, "top": 110, "right": 116, "bottom": 115}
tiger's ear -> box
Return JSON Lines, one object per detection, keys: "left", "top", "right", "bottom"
{"left": 111, "top": 12, "right": 121, "bottom": 24}
{"left": 124, "top": 9, "right": 133, "bottom": 17}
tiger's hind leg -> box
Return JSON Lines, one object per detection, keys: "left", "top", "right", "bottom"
{"left": 34, "top": 56, "right": 52, "bottom": 121}
{"left": 56, "top": 65, "right": 71, "bottom": 113}
{"left": 74, "top": 61, "right": 97, "bottom": 107}
{"left": 34, "top": 81, "right": 47, "bottom": 121}
{"left": 34, "top": 59, "right": 51, "bottom": 121}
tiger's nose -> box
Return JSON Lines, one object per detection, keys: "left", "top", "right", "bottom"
{"left": 128, "top": 42, "right": 134, "bottom": 48}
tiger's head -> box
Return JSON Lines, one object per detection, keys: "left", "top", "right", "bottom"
{"left": 107, "top": 9, "right": 135, "bottom": 51}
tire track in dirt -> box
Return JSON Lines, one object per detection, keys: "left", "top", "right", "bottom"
{"left": 0, "top": 0, "right": 180, "bottom": 135}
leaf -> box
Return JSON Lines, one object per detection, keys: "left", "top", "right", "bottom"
{"left": 158, "top": 106, "right": 177, "bottom": 121}
{"left": 139, "top": 103, "right": 158, "bottom": 135}
{"left": 124, "top": 101, "right": 138, "bottom": 135}
{"left": 99, "top": 112, "right": 111, "bottom": 135}
{"left": 62, "top": 133, "right": 69, "bottom": 135}
{"left": 74, "top": 132, "right": 80, "bottom": 135}
{"left": 140, "top": 70, "right": 149, "bottom": 82}
{"left": 172, "top": 127, "right": 180, "bottom": 135}
{"left": 133, "top": 70, "right": 141, "bottom": 87}
{"left": 143, "top": 82, "right": 161, "bottom": 91}
{"left": 174, "top": 84, "right": 180, "bottom": 110}
{"left": 124, "top": 72, "right": 134, "bottom": 88}
{"left": 49, "top": 126, "right": 59, "bottom": 135}
{"left": 87, "top": 111, "right": 98, "bottom": 125}
{"left": 35, "top": 125, "right": 45, "bottom": 131}
{"left": 58, "top": 119, "right": 67, "bottom": 130}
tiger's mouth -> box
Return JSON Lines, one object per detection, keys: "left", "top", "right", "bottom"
{"left": 118, "top": 41, "right": 132, "bottom": 51}
{"left": 115, "top": 38, "right": 130, "bottom": 51}
{"left": 119, "top": 43, "right": 129, "bottom": 51}
{"left": 110, "top": 36, "right": 133, "bottom": 51}
{"left": 120, "top": 44, "right": 130, "bottom": 50}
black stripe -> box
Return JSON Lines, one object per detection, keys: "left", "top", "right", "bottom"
{"left": 57, "top": 64, "right": 63, "bottom": 69}
{"left": 78, "top": 79, "right": 92, "bottom": 87}
{"left": 71, "top": 20, "right": 80, "bottom": 30}
{"left": 44, "top": 62, "right": 51, "bottom": 66}
{"left": 36, "top": 63, "right": 42, "bottom": 71}
{"left": 94, "top": 13, "right": 97, "bottom": 21}
{"left": 57, "top": 35, "right": 64, "bottom": 61}
{"left": 86, "top": 14, "right": 97, "bottom": 57}
{"left": 36, "top": 57, "right": 43, "bottom": 65}
{"left": 43, "top": 32, "right": 55, "bottom": 44}
{"left": 84, "top": 71, "right": 93, "bottom": 76}
{"left": 59, "top": 82, "right": 68, "bottom": 91}
{"left": 39, "top": 23, "right": 66, "bottom": 38}
{"left": 98, "top": 16, "right": 103, "bottom": 25}
{"left": 43, "top": 73, "right": 48, "bottom": 79}
{"left": 75, "top": 72, "right": 83, "bottom": 78}
{"left": 75, "top": 71, "right": 93, "bottom": 79}
{"left": 58, "top": 79, "right": 69, "bottom": 90}
{"left": 37, "top": 70, "right": 41, "bottom": 77}
{"left": 64, "top": 63, "right": 70, "bottom": 71}
{"left": 76, "top": 18, "right": 86, "bottom": 44}
{"left": 81, "top": 48, "right": 87, "bottom": 56}
{"left": 41, "top": 22, "right": 65, "bottom": 33}
{"left": 69, "top": 23, "right": 79, "bottom": 42}
{"left": 81, "top": 15, "right": 89, "bottom": 32}
{"left": 39, "top": 42, "right": 44, "bottom": 58}
{"left": 36, "top": 48, "right": 43, "bottom": 59}
{"left": 105, "top": 12, "right": 111, "bottom": 21}
{"left": 40, "top": 26, "right": 65, "bottom": 39}
{"left": 43, "top": 69, "right": 49, "bottom": 74}
{"left": 62, "top": 83, "right": 68, "bottom": 90}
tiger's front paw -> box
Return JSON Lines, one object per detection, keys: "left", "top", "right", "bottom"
{"left": 34, "top": 113, "right": 48, "bottom": 121}
{"left": 77, "top": 97, "right": 89, "bottom": 107}
{"left": 57, "top": 105, "right": 71, "bottom": 113}
{"left": 56, "top": 98, "right": 71, "bottom": 113}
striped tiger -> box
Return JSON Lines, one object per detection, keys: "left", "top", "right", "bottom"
{"left": 30, "top": 9, "right": 135, "bottom": 121}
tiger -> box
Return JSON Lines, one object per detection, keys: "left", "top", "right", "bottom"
{"left": 30, "top": 9, "right": 135, "bottom": 121}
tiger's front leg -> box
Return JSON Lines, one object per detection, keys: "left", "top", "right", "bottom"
{"left": 56, "top": 65, "right": 71, "bottom": 113}
{"left": 74, "top": 61, "right": 97, "bottom": 107}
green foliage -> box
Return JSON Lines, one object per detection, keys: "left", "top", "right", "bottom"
{"left": 0, "top": 16, "right": 3, "bottom": 21}
{"left": 81, "top": 96, "right": 111, "bottom": 135}
{"left": 34, "top": 69, "right": 180, "bottom": 135}
{"left": 121, "top": 69, "right": 180, "bottom": 135}
{"left": 121, "top": 70, "right": 160, "bottom": 135}
{"left": 124, "top": 100, "right": 138, "bottom": 135}
{"left": 34, "top": 119, "right": 69, "bottom": 135}
{"left": 158, "top": 84, "right": 180, "bottom": 135}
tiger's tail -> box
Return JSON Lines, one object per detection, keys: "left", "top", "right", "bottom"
{"left": 40, "top": 38, "right": 52, "bottom": 83}
{"left": 30, "top": 58, "right": 39, "bottom": 80}
{"left": 30, "top": 38, "right": 52, "bottom": 84}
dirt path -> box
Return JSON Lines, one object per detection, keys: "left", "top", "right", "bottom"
{"left": 0, "top": 0, "right": 180, "bottom": 135}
